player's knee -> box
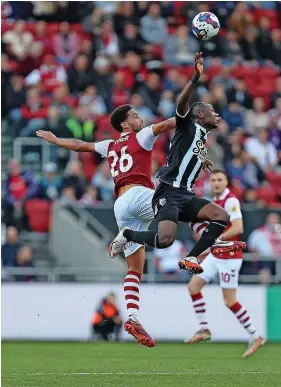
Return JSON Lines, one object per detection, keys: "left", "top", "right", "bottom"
{"left": 223, "top": 296, "right": 235, "bottom": 308}
{"left": 188, "top": 283, "right": 198, "bottom": 295}
{"left": 158, "top": 234, "right": 175, "bottom": 248}
{"left": 212, "top": 207, "right": 229, "bottom": 223}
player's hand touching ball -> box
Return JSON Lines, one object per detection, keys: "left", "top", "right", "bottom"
{"left": 194, "top": 52, "right": 203, "bottom": 76}
{"left": 36, "top": 130, "right": 58, "bottom": 144}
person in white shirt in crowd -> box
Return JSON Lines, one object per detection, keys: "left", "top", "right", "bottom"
{"left": 79, "top": 85, "right": 107, "bottom": 117}
{"left": 153, "top": 239, "right": 186, "bottom": 276}
{"left": 130, "top": 94, "right": 155, "bottom": 125}
{"left": 245, "top": 128, "right": 278, "bottom": 171}
{"left": 248, "top": 213, "right": 281, "bottom": 259}
{"left": 245, "top": 97, "right": 270, "bottom": 134}
{"left": 3, "top": 20, "right": 33, "bottom": 61}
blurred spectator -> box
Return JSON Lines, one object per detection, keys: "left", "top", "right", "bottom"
{"left": 79, "top": 39, "right": 95, "bottom": 63}
{"left": 14, "top": 246, "right": 34, "bottom": 282}
{"left": 140, "top": 2, "right": 168, "bottom": 44}
{"left": 91, "top": 292, "right": 122, "bottom": 341}
{"left": 130, "top": 93, "right": 155, "bottom": 125}
{"left": 227, "top": 3, "right": 254, "bottom": 36}
{"left": 164, "top": 25, "right": 199, "bottom": 65}
{"left": 92, "top": 56, "right": 113, "bottom": 112}
{"left": 1, "top": 226, "right": 22, "bottom": 267}
{"left": 246, "top": 97, "right": 270, "bottom": 134}
{"left": 79, "top": 185, "right": 98, "bottom": 207}
{"left": 217, "top": 126, "right": 244, "bottom": 164}
{"left": 20, "top": 88, "right": 48, "bottom": 137}
{"left": 2, "top": 20, "right": 33, "bottom": 60}
{"left": 227, "top": 78, "right": 252, "bottom": 109}
{"left": 96, "top": 20, "right": 119, "bottom": 58}
{"left": 113, "top": 2, "right": 139, "bottom": 37}
{"left": 62, "top": 160, "right": 86, "bottom": 200}
{"left": 4, "top": 74, "right": 26, "bottom": 129}
{"left": 119, "top": 23, "right": 150, "bottom": 56}
{"left": 154, "top": 240, "right": 186, "bottom": 275}
{"left": 39, "top": 162, "right": 62, "bottom": 201}
{"left": 212, "top": 67, "right": 235, "bottom": 92}
{"left": 158, "top": 90, "right": 176, "bottom": 119}
{"left": 137, "top": 72, "right": 162, "bottom": 115}
{"left": 163, "top": 68, "right": 180, "bottom": 93}
{"left": 33, "top": 21, "right": 53, "bottom": 55}
{"left": 25, "top": 54, "right": 67, "bottom": 93}
{"left": 92, "top": 160, "right": 114, "bottom": 201}
{"left": 51, "top": 84, "right": 75, "bottom": 120}
{"left": 270, "top": 29, "right": 281, "bottom": 65}
{"left": 257, "top": 17, "right": 273, "bottom": 59}
{"left": 112, "top": 71, "right": 129, "bottom": 108}
{"left": 226, "top": 149, "right": 265, "bottom": 188}
{"left": 223, "top": 30, "right": 243, "bottom": 59}
{"left": 82, "top": 7, "right": 106, "bottom": 35}
{"left": 248, "top": 213, "right": 281, "bottom": 259}
{"left": 3, "top": 160, "right": 37, "bottom": 227}
{"left": 62, "top": 106, "right": 95, "bottom": 140}
{"left": 60, "top": 186, "right": 77, "bottom": 206}
{"left": 79, "top": 85, "right": 107, "bottom": 117}
{"left": 242, "top": 188, "right": 264, "bottom": 206}
{"left": 209, "top": 84, "right": 228, "bottom": 115}
{"left": 67, "top": 54, "right": 92, "bottom": 94}
{"left": 240, "top": 28, "right": 260, "bottom": 60}
{"left": 245, "top": 128, "right": 278, "bottom": 171}
{"left": 53, "top": 22, "right": 80, "bottom": 65}
{"left": 222, "top": 102, "right": 245, "bottom": 132}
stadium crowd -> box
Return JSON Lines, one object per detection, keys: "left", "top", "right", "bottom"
{"left": 1, "top": 1, "right": 281, "bottom": 278}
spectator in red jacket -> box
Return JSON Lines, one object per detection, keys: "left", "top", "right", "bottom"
{"left": 20, "top": 88, "right": 48, "bottom": 137}
{"left": 25, "top": 54, "right": 67, "bottom": 93}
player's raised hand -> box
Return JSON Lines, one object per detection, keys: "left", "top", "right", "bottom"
{"left": 194, "top": 52, "right": 203, "bottom": 76}
{"left": 36, "top": 130, "right": 58, "bottom": 144}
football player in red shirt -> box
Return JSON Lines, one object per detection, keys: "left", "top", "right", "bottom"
{"left": 185, "top": 170, "right": 265, "bottom": 357}
{"left": 37, "top": 107, "right": 176, "bottom": 348}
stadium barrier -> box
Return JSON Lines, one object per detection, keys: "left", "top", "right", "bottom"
{"left": 3, "top": 283, "right": 280, "bottom": 342}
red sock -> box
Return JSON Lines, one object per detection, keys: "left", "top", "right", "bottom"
{"left": 229, "top": 302, "right": 257, "bottom": 335}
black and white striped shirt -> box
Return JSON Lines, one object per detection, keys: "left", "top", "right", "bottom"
{"left": 156, "top": 111, "right": 208, "bottom": 191}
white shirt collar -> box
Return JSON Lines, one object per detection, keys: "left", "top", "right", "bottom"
{"left": 214, "top": 188, "right": 230, "bottom": 201}
{"left": 121, "top": 132, "right": 130, "bottom": 137}
{"left": 195, "top": 122, "right": 207, "bottom": 134}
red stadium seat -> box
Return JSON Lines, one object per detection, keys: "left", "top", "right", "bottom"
{"left": 255, "top": 186, "right": 278, "bottom": 204}
{"left": 25, "top": 200, "right": 52, "bottom": 232}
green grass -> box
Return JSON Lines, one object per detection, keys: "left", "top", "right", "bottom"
{"left": 2, "top": 342, "right": 281, "bottom": 387}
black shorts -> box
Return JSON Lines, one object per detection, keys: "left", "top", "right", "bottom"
{"left": 152, "top": 182, "right": 210, "bottom": 224}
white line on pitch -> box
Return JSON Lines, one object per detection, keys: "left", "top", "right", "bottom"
{"left": 4, "top": 371, "right": 281, "bottom": 376}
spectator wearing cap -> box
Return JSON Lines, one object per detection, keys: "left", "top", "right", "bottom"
{"left": 39, "top": 162, "right": 62, "bottom": 201}
{"left": 140, "top": 2, "right": 168, "bottom": 44}
{"left": 25, "top": 54, "right": 67, "bottom": 94}
{"left": 245, "top": 128, "right": 278, "bottom": 171}
{"left": 53, "top": 22, "right": 80, "bottom": 65}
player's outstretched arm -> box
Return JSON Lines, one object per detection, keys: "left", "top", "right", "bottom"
{"left": 36, "top": 130, "right": 95, "bottom": 152}
{"left": 152, "top": 117, "right": 176, "bottom": 135}
{"left": 176, "top": 52, "right": 203, "bottom": 117}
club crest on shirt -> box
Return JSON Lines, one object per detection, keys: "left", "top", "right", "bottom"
{"left": 159, "top": 198, "right": 167, "bottom": 206}
{"left": 193, "top": 139, "right": 208, "bottom": 161}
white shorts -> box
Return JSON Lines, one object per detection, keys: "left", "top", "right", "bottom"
{"left": 114, "top": 186, "right": 155, "bottom": 257}
{"left": 199, "top": 253, "right": 242, "bottom": 289}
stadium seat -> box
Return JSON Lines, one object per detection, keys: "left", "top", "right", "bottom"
{"left": 255, "top": 186, "right": 278, "bottom": 204}
{"left": 25, "top": 200, "right": 52, "bottom": 233}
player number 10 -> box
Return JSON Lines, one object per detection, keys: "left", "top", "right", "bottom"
{"left": 108, "top": 146, "right": 133, "bottom": 177}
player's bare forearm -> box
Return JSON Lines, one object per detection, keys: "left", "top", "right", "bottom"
{"left": 152, "top": 117, "right": 176, "bottom": 135}
{"left": 177, "top": 52, "right": 203, "bottom": 117}
{"left": 36, "top": 130, "right": 95, "bottom": 152}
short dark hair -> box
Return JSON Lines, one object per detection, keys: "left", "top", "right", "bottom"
{"left": 189, "top": 102, "right": 209, "bottom": 118}
{"left": 210, "top": 169, "right": 228, "bottom": 179}
{"left": 110, "top": 104, "right": 132, "bottom": 133}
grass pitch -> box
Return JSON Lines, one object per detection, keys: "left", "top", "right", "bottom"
{"left": 2, "top": 342, "right": 281, "bottom": 387}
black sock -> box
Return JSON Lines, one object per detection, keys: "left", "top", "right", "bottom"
{"left": 123, "top": 229, "right": 161, "bottom": 248}
{"left": 187, "top": 220, "right": 228, "bottom": 258}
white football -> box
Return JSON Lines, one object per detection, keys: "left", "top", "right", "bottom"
{"left": 192, "top": 12, "right": 220, "bottom": 40}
